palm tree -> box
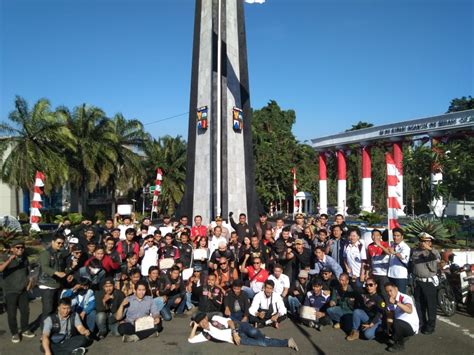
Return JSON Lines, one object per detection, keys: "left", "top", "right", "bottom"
{"left": 57, "top": 104, "right": 117, "bottom": 213}
{"left": 107, "top": 113, "right": 149, "bottom": 212}
{"left": 0, "top": 96, "right": 75, "bottom": 195}
{"left": 144, "top": 136, "right": 187, "bottom": 216}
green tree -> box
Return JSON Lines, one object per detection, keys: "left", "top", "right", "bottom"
{"left": 144, "top": 136, "right": 187, "bottom": 216}
{"left": 346, "top": 121, "right": 374, "bottom": 132}
{"left": 447, "top": 96, "right": 474, "bottom": 113}
{"left": 57, "top": 104, "right": 117, "bottom": 213}
{"left": 0, "top": 96, "right": 75, "bottom": 193}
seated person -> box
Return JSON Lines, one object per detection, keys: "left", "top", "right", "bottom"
{"left": 198, "top": 274, "right": 224, "bottom": 316}
{"left": 115, "top": 281, "right": 163, "bottom": 342}
{"left": 240, "top": 256, "right": 269, "bottom": 299}
{"left": 144, "top": 266, "right": 169, "bottom": 318}
{"left": 249, "top": 280, "right": 287, "bottom": 328}
{"left": 326, "top": 273, "right": 356, "bottom": 332}
{"left": 288, "top": 270, "right": 310, "bottom": 315}
{"left": 384, "top": 282, "right": 419, "bottom": 352}
{"left": 42, "top": 297, "right": 91, "bottom": 355}
{"left": 346, "top": 277, "right": 385, "bottom": 341}
{"left": 94, "top": 277, "right": 124, "bottom": 338}
{"left": 159, "top": 265, "right": 186, "bottom": 320}
{"left": 310, "top": 247, "right": 343, "bottom": 279}
{"left": 267, "top": 264, "right": 290, "bottom": 299}
{"left": 60, "top": 277, "right": 96, "bottom": 332}
{"left": 319, "top": 267, "right": 339, "bottom": 291}
{"left": 301, "top": 279, "right": 331, "bottom": 330}
{"left": 188, "top": 312, "right": 299, "bottom": 351}
{"left": 209, "top": 241, "right": 236, "bottom": 271}
{"left": 186, "top": 266, "right": 204, "bottom": 310}
{"left": 75, "top": 258, "right": 105, "bottom": 291}
{"left": 224, "top": 279, "right": 250, "bottom": 322}
{"left": 214, "top": 257, "right": 239, "bottom": 293}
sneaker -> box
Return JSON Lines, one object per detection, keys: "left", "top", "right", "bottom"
{"left": 22, "top": 330, "right": 35, "bottom": 338}
{"left": 155, "top": 331, "right": 161, "bottom": 338}
{"left": 288, "top": 337, "right": 299, "bottom": 352}
{"left": 346, "top": 330, "right": 359, "bottom": 341}
{"left": 315, "top": 324, "right": 321, "bottom": 331}
{"left": 333, "top": 323, "right": 340, "bottom": 329}
{"left": 11, "top": 334, "right": 21, "bottom": 343}
{"left": 71, "top": 347, "right": 86, "bottom": 355}
{"left": 122, "top": 334, "right": 140, "bottom": 343}
{"left": 387, "top": 343, "right": 404, "bottom": 352}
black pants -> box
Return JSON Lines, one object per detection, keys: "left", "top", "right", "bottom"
{"left": 118, "top": 321, "right": 163, "bottom": 340}
{"left": 40, "top": 288, "right": 60, "bottom": 327}
{"left": 50, "top": 335, "right": 90, "bottom": 355}
{"left": 5, "top": 291, "right": 30, "bottom": 335}
{"left": 373, "top": 275, "right": 390, "bottom": 302}
{"left": 414, "top": 280, "right": 437, "bottom": 331}
{"left": 392, "top": 319, "right": 415, "bottom": 346}
{"left": 249, "top": 314, "right": 287, "bottom": 327}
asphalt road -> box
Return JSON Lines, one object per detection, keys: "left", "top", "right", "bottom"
{"left": 0, "top": 299, "right": 473, "bottom": 355}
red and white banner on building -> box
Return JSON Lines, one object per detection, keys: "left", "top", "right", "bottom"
{"left": 151, "top": 168, "right": 163, "bottom": 215}
{"left": 30, "top": 171, "right": 45, "bottom": 232}
{"left": 291, "top": 167, "right": 299, "bottom": 213}
{"left": 386, "top": 153, "right": 402, "bottom": 230}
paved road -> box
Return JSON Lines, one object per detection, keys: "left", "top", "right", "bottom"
{"left": 0, "top": 299, "right": 473, "bottom": 355}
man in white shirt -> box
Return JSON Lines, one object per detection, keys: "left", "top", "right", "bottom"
{"left": 139, "top": 235, "right": 158, "bottom": 276}
{"left": 384, "top": 282, "right": 419, "bottom": 352}
{"left": 343, "top": 229, "right": 367, "bottom": 288}
{"left": 387, "top": 228, "right": 411, "bottom": 294}
{"left": 188, "top": 312, "right": 298, "bottom": 351}
{"left": 249, "top": 280, "right": 287, "bottom": 328}
{"left": 209, "top": 227, "right": 227, "bottom": 256}
{"left": 268, "top": 264, "right": 290, "bottom": 298}
{"left": 158, "top": 216, "right": 174, "bottom": 237}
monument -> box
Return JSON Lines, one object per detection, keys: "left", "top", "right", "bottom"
{"left": 181, "top": 0, "right": 259, "bottom": 223}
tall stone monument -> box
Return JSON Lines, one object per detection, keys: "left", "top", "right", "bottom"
{"left": 181, "top": 0, "right": 259, "bottom": 223}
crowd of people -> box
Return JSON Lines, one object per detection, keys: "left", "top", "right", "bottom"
{"left": 0, "top": 211, "right": 442, "bottom": 354}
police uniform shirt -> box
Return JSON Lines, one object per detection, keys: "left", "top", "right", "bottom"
{"left": 411, "top": 247, "right": 440, "bottom": 278}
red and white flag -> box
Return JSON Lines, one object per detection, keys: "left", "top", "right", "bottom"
{"left": 291, "top": 167, "right": 299, "bottom": 211}
{"left": 386, "top": 153, "right": 402, "bottom": 230}
{"left": 30, "top": 171, "right": 45, "bottom": 232}
{"left": 152, "top": 168, "right": 163, "bottom": 214}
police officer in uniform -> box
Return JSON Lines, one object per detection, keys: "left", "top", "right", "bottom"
{"left": 411, "top": 232, "right": 440, "bottom": 335}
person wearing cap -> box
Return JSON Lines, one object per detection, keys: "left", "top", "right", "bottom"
{"left": 223, "top": 279, "right": 250, "bottom": 322}
{"left": 411, "top": 232, "right": 440, "bottom": 335}
{"left": 301, "top": 279, "right": 331, "bottom": 330}
{"left": 288, "top": 270, "right": 310, "bottom": 315}
{"left": 253, "top": 213, "right": 272, "bottom": 240}
{"left": 293, "top": 239, "right": 313, "bottom": 273}
{"left": 110, "top": 227, "right": 121, "bottom": 242}
{"left": 311, "top": 246, "right": 343, "bottom": 279}
{"left": 188, "top": 311, "right": 299, "bottom": 351}
{"left": 61, "top": 278, "right": 96, "bottom": 332}
{"left": 94, "top": 277, "right": 125, "bottom": 338}
{"left": 0, "top": 239, "right": 35, "bottom": 343}
{"left": 213, "top": 215, "right": 230, "bottom": 241}
{"left": 320, "top": 267, "right": 339, "bottom": 291}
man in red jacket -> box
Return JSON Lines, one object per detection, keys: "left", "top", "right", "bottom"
{"left": 84, "top": 245, "right": 120, "bottom": 275}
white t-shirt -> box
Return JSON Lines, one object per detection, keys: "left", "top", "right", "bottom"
{"left": 141, "top": 245, "right": 158, "bottom": 276}
{"left": 392, "top": 292, "right": 419, "bottom": 334}
{"left": 344, "top": 241, "right": 367, "bottom": 277}
{"left": 268, "top": 274, "right": 290, "bottom": 296}
{"left": 209, "top": 236, "right": 227, "bottom": 256}
{"left": 188, "top": 315, "right": 233, "bottom": 344}
{"left": 118, "top": 224, "right": 135, "bottom": 241}
{"left": 387, "top": 241, "right": 411, "bottom": 279}
{"left": 159, "top": 225, "right": 173, "bottom": 236}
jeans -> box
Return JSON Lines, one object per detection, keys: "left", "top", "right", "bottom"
{"left": 389, "top": 278, "right": 408, "bottom": 295}
{"left": 118, "top": 321, "right": 163, "bottom": 340}
{"left": 392, "top": 319, "right": 415, "bottom": 346}
{"left": 242, "top": 286, "right": 256, "bottom": 300}
{"left": 237, "top": 322, "right": 288, "bottom": 347}
{"left": 287, "top": 296, "right": 301, "bottom": 314}
{"left": 161, "top": 293, "right": 186, "bottom": 321}
{"left": 82, "top": 310, "right": 96, "bottom": 332}
{"left": 48, "top": 335, "right": 90, "bottom": 355}
{"left": 96, "top": 311, "right": 119, "bottom": 336}
{"left": 230, "top": 311, "right": 244, "bottom": 322}
{"left": 5, "top": 291, "right": 30, "bottom": 335}
{"left": 40, "top": 288, "right": 60, "bottom": 328}
{"left": 185, "top": 292, "right": 194, "bottom": 310}
{"left": 326, "top": 306, "right": 351, "bottom": 323}
{"left": 249, "top": 313, "right": 287, "bottom": 327}
{"left": 414, "top": 280, "right": 437, "bottom": 331}
{"left": 352, "top": 309, "right": 381, "bottom": 340}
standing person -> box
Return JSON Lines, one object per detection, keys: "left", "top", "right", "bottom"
{"left": 253, "top": 213, "right": 272, "bottom": 240}
{"left": 290, "top": 214, "right": 305, "bottom": 240}
{"left": 41, "top": 297, "right": 91, "bottom": 355}
{"left": 328, "top": 225, "right": 346, "bottom": 267}
{"left": 116, "top": 228, "right": 139, "bottom": 262}
{"left": 411, "top": 232, "right": 440, "bottom": 335}
{"left": 139, "top": 235, "right": 158, "bottom": 277}
{"left": 229, "top": 212, "right": 251, "bottom": 243}
{"left": 343, "top": 229, "right": 367, "bottom": 288}
{"left": 273, "top": 218, "right": 285, "bottom": 241}
{"left": 158, "top": 215, "right": 173, "bottom": 236}
{"left": 177, "top": 232, "right": 193, "bottom": 268}
{"left": 141, "top": 217, "right": 157, "bottom": 235}
{"left": 367, "top": 229, "right": 390, "bottom": 299}
{"left": 38, "top": 234, "right": 68, "bottom": 327}
{"left": 387, "top": 228, "right": 411, "bottom": 293}
{"left": 188, "top": 312, "right": 299, "bottom": 351}
{"left": 0, "top": 239, "right": 35, "bottom": 343}
{"left": 115, "top": 281, "right": 163, "bottom": 342}
{"left": 384, "top": 282, "right": 419, "bottom": 352}
{"left": 311, "top": 247, "right": 343, "bottom": 279}
{"left": 191, "top": 215, "right": 208, "bottom": 244}
{"left": 333, "top": 214, "right": 348, "bottom": 235}
{"left": 273, "top": 227, "right": 295, "bottom": 278}
{"left": 114, "top": 214, "right": 136, "bottom": 241}
{"left": 248, "top": 280, "right": 287, "bottom": 328}
{"left": 208, "top": 226, "right": 227, "bottom": 257}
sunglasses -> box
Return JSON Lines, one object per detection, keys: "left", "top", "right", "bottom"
{"left": 14, "top": 246, "right": 25, "bottom": 249}
{"left": 56, "top": 242, "right": 64, "bottom": 246}
{"left": 366, "top": 283, "right": 376, "bottom": 287}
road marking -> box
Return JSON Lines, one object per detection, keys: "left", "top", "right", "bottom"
{"left": 437, "top": 316, "right": 474, "bottom": 339}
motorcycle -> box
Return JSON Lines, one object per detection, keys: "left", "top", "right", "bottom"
{"left": 439, "top": 262, "right": 474, "bottom": 317}
{"left": 437, "top": 268, "right": 456, "bottom": 317}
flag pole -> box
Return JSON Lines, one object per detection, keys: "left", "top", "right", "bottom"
{"left": 216, "top": 0, "right": 222, "bottom": 219}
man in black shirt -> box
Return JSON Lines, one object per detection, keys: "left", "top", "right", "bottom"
{"left": 198, "top": 274, "right": 224, "bottom": 315}
{"left": 229, "top": 212, "right": 251, "bottom": 243}
{"left": 159, "top": 265, "right": 186, "bottom": 319}
{"left": 94, "top": 278, "right": 125, "bottom": 338}
{"left": 0, "top": 239, "right": 35, "bottom": 343}
{"left": 224, "top": 279, "right": 250, "bottom": 322}
{"left": 177, "top": 232, "right": 193, "bottom": 268}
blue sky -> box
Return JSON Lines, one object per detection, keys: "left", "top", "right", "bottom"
{"left": 1, "top": 0, "right": 472, "bottom": 142}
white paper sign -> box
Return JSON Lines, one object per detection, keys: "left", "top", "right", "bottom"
{"left": 193, "top": 249, "right": 208, "bottom": 260}
{"left": 117, "top": 204, "right": 133, "bottom": 216}
{"left": 135, "top": 316, "right": 155, "bottom": 332}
